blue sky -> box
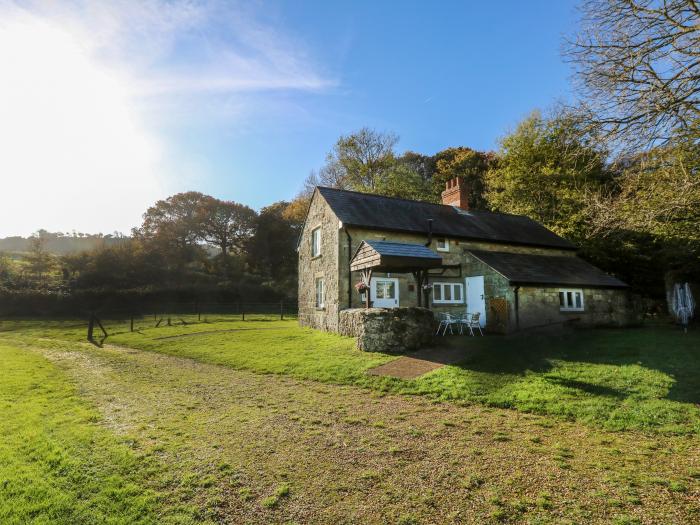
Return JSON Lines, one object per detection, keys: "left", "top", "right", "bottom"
{"left": 0, "top": 0, "right": 578, "bottom": 236}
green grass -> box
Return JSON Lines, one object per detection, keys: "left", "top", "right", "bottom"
{"left": 0, "top": 344, "right": 192, "bottom": 525}
{"left": 102, "top": 320, "right": 700, "bottom": 434}
{"left": 0, "top": 323, "right": 698, "bottom": 523}
{"left": 3, "top": 318, "right": 699, "bottom": 434}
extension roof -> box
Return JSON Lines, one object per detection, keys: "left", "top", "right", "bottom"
{"left": 468, "top": 250, "right": 628, "bottom": 288}
{"left": 318, "top": 186, "right": 576, "bottom": 250}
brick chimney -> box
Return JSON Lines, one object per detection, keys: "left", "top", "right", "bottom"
{"left": 441, "top": 177, "right": 469, "bottom": 210}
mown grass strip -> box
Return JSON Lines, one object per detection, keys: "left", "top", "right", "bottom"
{"left": 0, "top": 344, "right": 193, "bottom": 525}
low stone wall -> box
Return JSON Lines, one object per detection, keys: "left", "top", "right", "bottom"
{"left": 338, "top": 307, "right": 435, "bottom": 353}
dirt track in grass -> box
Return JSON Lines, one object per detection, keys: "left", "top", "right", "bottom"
{"left": 34, "top": 342, "right": 700, "bottom": 524}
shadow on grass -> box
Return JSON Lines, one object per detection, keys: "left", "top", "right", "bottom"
{"left": 543, "top": 376, "right": 628, "bottom": 399}
{"left": 443, "top": 325, "right": 700, "bottom": 406}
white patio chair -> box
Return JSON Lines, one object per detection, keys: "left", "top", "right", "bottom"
{"left": 465, "top": 312, "right": 483, "bottom": 336}
{"left": 456, "top": 313, "right": 471, "bottom": 335}
{"left": 435, "top": 313, "right": 457, "bottom": 335}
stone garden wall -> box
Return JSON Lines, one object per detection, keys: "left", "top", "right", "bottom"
{"left": 338, "top": 307, "right": 435, "bottom": 353}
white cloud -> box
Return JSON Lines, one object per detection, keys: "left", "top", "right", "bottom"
{"left": 0, "top": 1, "right": 334, "bottom": 237}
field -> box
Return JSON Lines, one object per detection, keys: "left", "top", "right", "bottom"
{"left": 1, "top": 318, "right": 699, "bottom": 524}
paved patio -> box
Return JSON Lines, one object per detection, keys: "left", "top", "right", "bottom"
{"left": 367, "top": 342, "right": 474, "bottom": 379}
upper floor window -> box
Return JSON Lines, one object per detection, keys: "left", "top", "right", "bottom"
{"left": 433, "top": 282, "right": 463, "bottom": 304}
{"left": 436, "top": 238, "right": 449, "bottom": 252}
{"left": 559, "top": 289, "right": 584, "bottom": 311}
{"left": 311, "top": 227, "right": 321, "bottom": 257}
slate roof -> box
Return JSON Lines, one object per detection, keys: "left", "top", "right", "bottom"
{"left": 350, "top": 240, "right": 443, "bottom": 272}
{"left": 468, "top": 250, "right": 628, "bottom": 288}
{"left": 318, "top": 187, "right": 575, "bottom": 250}
{"left": 363, "top": 240, "right": 442, "bottom": 260}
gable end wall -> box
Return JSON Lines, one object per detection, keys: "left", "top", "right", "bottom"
{"left": 297, "top": 192, "right": 341, "bottom": 331}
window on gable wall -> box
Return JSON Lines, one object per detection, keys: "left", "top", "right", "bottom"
{"left": 311, "top": 227, "right": 321, "bottom": 257}
{"left": 432, "top": 282, "right": 463, "bottom": 304}
{"left": 436, "top": 238, "right": 449, "bottom": 252}
{"left": 559, "top": 289, "right": 584, "bottom": 311}
{"left": 315, "top": 278, "right": 325, "bottom": 308}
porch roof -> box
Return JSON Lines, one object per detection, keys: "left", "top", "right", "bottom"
{"left": 350, "top": 240, "right": 443, "bottom": 273}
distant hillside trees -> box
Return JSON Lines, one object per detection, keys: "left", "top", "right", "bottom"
{"left": 0, "top": 230, "right": 127, "bottom": 255}
{"left": 0, "top": 194, "right": 300, "bottom": 314}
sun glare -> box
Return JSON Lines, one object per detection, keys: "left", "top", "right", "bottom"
{"left": 0, "top": 11, "right": 163, "bottom": 237}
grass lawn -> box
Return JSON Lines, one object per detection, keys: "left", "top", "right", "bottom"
{"left": 3, "top": 317, "right": 699, "bottom": 434}
{"left": 105, "top": 319, "right": 700, "bottom": 434}
{"left": 0, "top": 324, "right": 698, "bottom": 524}
{"left": 0, "top": 343, "right": 200, "bottom": 525}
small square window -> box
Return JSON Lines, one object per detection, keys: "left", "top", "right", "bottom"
{"left": 436, "top": 238, "right": 449, "bottom": 252}
{"left": 311, "top": 227, "right": 321, "bottom": 257}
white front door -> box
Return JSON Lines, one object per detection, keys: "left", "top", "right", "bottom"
{"left": 371, "top": 278, "right": 399, "bottom": 308}
{"left": 465, "top": 276, "right": 486, "bottom": 327}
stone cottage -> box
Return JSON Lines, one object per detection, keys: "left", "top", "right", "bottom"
{"left": 297, "top": 177, "right": 634, "bottom": 334}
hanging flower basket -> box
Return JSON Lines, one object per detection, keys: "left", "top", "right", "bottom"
{"left": 355, "top": 281, "right": 369, "bottom": 292}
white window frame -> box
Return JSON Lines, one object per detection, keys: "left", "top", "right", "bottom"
{"left": 432, "top": 282, "right": 464, "bottom": 304}
{"left": 559, "top": 288, "right": 584, "bottom": 312}
{"left": 315, "top": 278, "right": 325, "bottom": 308}
{"left": 311, "top": 227, "right": 321, "bottom": 257}
{"left": 436, "top": 238, "right": 449, "bottom": 252}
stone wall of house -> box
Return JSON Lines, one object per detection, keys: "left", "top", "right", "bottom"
{"left": 301, "top": 213, "right": 633, "bottom": 334}
{"left": 515, "top": 287, "right": 638, "bottom": 329}
{"left": 338, "top": 307, "right": 435, "bottom": 353}
{"left": 298, "top": 192, "right": 342, "bottom": 332}
{"left": 339, "top": 228, "right": 539, "bottom": 332}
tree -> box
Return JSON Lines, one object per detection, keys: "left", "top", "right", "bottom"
{"left": 25, "top": 233, "right": 55, "bottom": 284}
{"left": 586, "top": 138, "right": 700, "bottom": 283}
{"left": 247, "top": 202, "right": 299, "bottom": 295}
{"left": 300, "top": 128, "right": 437, "bottom": 202}
{"left": 485, "top": 111, "right": 611, "bottom": 243}
{"left": 304, "top": 128, "right": 399, "bottom": 193}
{"left": 431, "top": 147, "right": 493, "bottom": 208}
{"left": 566, "top": 0, "right": 700, "bottom": 147}
{"left": 199, "top": 197, "right": 257, "bottom": 257}
{"left": 372, "top": 162, "right": 433, "bottom": 201}
{"left": 134, "top": 191, "right": 209, "bottom": 271}
{"left": 0, "top": 253, "right": 16, "bottom": 287}
{"left": 136, "top": 191, "right": 208, "bottom": 249}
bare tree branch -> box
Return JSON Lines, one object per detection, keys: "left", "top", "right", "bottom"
{"left": 565, "top": 0, "right": 700, "bottom": 149}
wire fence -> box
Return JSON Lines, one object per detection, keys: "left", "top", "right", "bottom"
{"left": 83, "top": 301, "right": 297, "bottom": 340}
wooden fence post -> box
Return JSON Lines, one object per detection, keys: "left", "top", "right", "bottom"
{"left": 130, "top": 316, "right": 134, "bottom": 332}
{"left": 87, "top": 314, "right": 94, "bottom": 341}
{"left": 280, "top": 301, "right": 284, "bottom": 320}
